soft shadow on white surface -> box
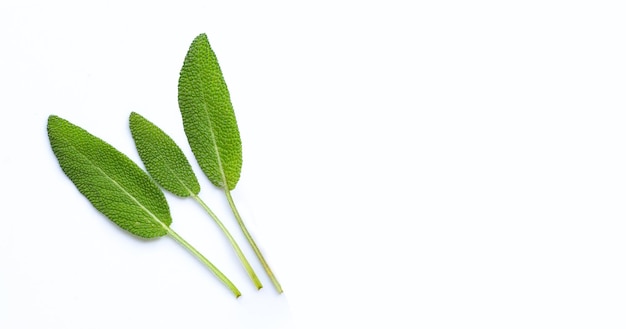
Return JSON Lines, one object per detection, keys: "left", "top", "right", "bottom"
{"left": 236, "top": 289, "right": 294, "bottom": 329}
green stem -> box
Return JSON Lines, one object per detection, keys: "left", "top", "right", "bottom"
{"left": 224, "top": 189, "right": 283, "bottom": 293}
{"left": 191, "top": 194, "right": 263, "bottom": 290}
{"left": 166, "top": 226, "right": 241, "bottom": 298}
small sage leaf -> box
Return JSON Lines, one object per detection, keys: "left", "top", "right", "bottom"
{"left": 129, "top": 111, "right": 200, "bottom": 197}
{"left": 129, "top": 111, "right": 263, "bottom": 289}
{"left": 178, "top": 33, "right": 242, "bottom": 191}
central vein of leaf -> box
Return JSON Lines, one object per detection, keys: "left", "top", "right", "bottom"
{"left": 202, "top": 103, "right": 229, "bottom": 189}
{"left": 94, "top": 165, "right": 169, "bottom": 230}
{"left": 66, "top": 140, "right": 169, "bottom": 230}
{"left": 158, "top": 154, "right": 196, "bottom": 196}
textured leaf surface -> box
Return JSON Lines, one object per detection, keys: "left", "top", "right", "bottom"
{"left": 130, "top": 112, "right": 201, "bottom": 197}
{"left": 178, "top": 33, "right": 242, "bottom": 190}
{"left": 48, "top": 115, "right": 172, "bottom": 239}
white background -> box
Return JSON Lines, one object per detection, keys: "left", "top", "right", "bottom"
{"left": 1, "top": 1, "right": 626, "bottom": 328}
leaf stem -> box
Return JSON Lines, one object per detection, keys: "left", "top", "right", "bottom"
{"left": 224, "top": 190, "right": 283, "bottom": 293}
{"left": 166, "top": 227, "right": 241, "bottom": 298}
{"left": 190, "top": 194, "right": 263, "bottom": 290}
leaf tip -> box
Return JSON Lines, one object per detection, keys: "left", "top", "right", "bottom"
{"left": 47, "top": 114, "right": 59, "bottom": 125}
{"left": 129, "top": 111, "right": 141, "bottom": 126}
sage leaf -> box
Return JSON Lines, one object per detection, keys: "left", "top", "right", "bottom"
{"left": 129, "top": 112, "right": 200, "bottom": 197}
{"left": 47, "top": 114, "right": 241, "bottom": 297}
{"left": 178, "top": 33, "right": 242, "bottom": 191}
{"left": 178, "top": 33, "right": 283, "bottom": 293}
{"left": 129, "top": 111, "right": 262, "bottom": 289}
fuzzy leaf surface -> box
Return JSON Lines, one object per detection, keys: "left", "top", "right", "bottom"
{"left": 48, "top": 115, "right": 172, "bottom": 239}
{"left": 130, "top": 112, "right": 201, "bottom": 197}
{"left": 178, "top": 33, "right": 242, "bottom": 190}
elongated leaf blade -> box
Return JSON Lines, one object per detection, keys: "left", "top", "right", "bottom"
{"left": 178, "top": 33, "right": 242, "bottom": 190}
{"left": 129, "top": 112, "right": 201, "bottom": 197}
{"left": 48, "top": 115, "right": 172, "bottom": 239}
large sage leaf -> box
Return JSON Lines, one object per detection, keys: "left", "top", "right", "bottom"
{"left": 178, "top": 33, "right": 242, "bottom": 191}
{"left": 177, "top": 33, "right": 283, "bottom": 293}
{"left": 48, "top": 115, "right": 171, "bottom": 238}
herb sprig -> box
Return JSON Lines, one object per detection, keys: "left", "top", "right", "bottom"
{"left": 48, "top": 32, "right": 283, "bottom": 297}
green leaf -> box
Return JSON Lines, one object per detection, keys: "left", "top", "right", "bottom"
{"left": 47, "top": 115, "right": 241, "bottom": 297}
{"left": 129, "top": 111, "right": 263, "bottom": 290}
{"left": 129, "top": 112, "right": 200, "bottom": 197}
{"left": 178, "top": 33, "right": 242, "bottom": 191}
{"left": 177, "top": 33, "right": 284, "bottom": 293}
{"left": 48, "top": 115, "right": 171, "bottom": 239}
